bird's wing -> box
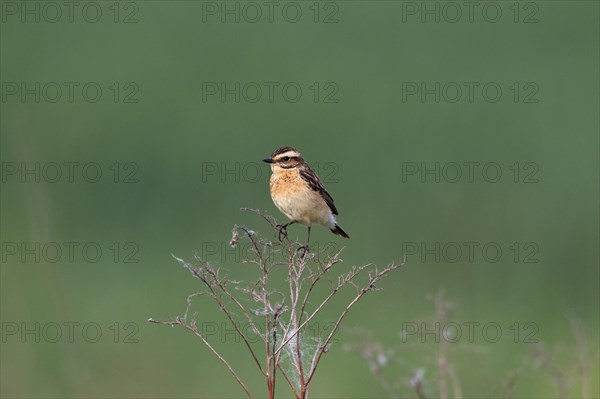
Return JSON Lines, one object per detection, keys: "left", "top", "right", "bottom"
{"left": 300, "top": 167, "right": 339, "bottom": 215}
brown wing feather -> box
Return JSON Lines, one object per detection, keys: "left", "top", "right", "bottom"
{"left": 300, "top": 167, "right": 338, "bottom": 215}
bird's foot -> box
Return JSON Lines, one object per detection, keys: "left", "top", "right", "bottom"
{"left": 276, "top": 224, "right": 289, "bottom": 242}
{"left": 297, "top": 244, "right": 310, "bottom": 258}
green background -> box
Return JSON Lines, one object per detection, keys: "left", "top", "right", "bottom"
{"left": 1, "top": 1, "right": 598, "bottom": 398}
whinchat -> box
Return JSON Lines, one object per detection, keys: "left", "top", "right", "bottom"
{"left": 263, "top": 147, "right": 349, "bottom": 250}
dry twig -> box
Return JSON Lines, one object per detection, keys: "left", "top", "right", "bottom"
{"left": 149, "top": 209, "right": 405, "bottom": 399}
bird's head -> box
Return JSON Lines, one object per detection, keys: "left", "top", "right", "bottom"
{"left": 263, "top": 147, "right": 305, "bottom": 171}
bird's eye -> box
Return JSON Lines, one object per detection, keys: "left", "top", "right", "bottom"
{"left": 282, "top": 157, "right": 290, "bottom": 161}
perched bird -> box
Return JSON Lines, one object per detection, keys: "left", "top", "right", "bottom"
{"left": 263, "top": 147, "right": 349, "bottom": 251}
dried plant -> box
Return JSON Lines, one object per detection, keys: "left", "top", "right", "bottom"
{"left": 526, "top": 315, "right": 598, "bottom": 399}
{"left": 347, "top": 291, "right": 598, "bottom": 399}
{"left": 343, "top": 330, "right": 400, "bottom": 399}
{"left": 346, "top": 289, "right": 475, "bottom": 399}
{"left": 569, "top": 317, "right": 593, "bottom": 399}
{"left": 149, "top": 208, "right": 405, "bottom": 399}
{"left": 432, "top": 290, "right": 464, "bottom": 399}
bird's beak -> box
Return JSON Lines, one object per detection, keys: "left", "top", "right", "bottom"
{"left": 263, "top": 158, "right": 274, "bottom": 164}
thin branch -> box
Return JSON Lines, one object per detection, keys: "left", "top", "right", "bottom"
{"left": 299, "top": 251, "right": 342, "bottom": 324}
{"left": 149, "top": 318, "right": 253, "bottom": 399}
{"left": 410, "top": 369, "right": 427, "bottom": 399}
{"left": 502, "top": 370, "right": 520, "bottom": 399}
{"left": 305, "top": 260, "right": 406, "bottom": 386}
{"left": 241, "top": 207, "right": 278, "bottom": 229}
{"left": 174, "top": 254, "right": 266, "bottom": 377}
{"left": 275, "top": 262, "right": 375, "bottom": 357}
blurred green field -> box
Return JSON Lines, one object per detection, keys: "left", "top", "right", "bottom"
{"left": 1, "top": 1, "right": 598, "bottom": 398}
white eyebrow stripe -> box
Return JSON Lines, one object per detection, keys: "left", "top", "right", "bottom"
{"left": 274, "top": 150, "right": 301, "bottom": 160}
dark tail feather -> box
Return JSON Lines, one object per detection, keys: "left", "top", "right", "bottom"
{"left": 331, "top": 224, "right": 350, "bottom": 239}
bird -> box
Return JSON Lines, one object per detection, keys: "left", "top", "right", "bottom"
{"left": 263, "top": 146, "right": 349, "bottom": 252}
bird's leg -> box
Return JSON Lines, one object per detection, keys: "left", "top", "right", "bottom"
{"left": 276, "top": 221, "right": 294, "bottom": 242}
{"left": 298, "top": 226, "right": 311, "bottom": 256}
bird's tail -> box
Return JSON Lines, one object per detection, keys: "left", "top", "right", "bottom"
{"left": 331, "top": 224, "right": 350, "bottom": 239}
